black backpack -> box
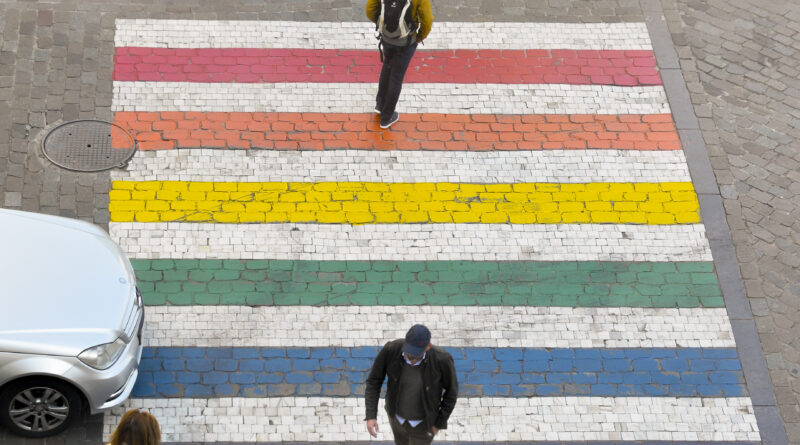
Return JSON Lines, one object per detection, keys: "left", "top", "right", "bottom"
{"left": 375, "top": 0, "right": 417, "bottom": 47}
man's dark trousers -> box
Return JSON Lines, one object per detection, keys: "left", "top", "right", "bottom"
{"left": 388, "top": 416, "right": 434, "bottom": 445}
{"left": 377, "top": 42, "right": 418, "bottom": 118}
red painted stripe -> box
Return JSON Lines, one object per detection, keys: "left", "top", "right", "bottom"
{"left": 114, "top": 112, "right": 680, "bottom": 151}
{"left": 113, "top": 48, "right": 662, "bottom": 86}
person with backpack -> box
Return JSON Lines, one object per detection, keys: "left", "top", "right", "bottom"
{"left": 364, "top": 325, "right": 458, "bottom": 444}
{"left": 366, "top": 0, "right": 433, "bottom": 129}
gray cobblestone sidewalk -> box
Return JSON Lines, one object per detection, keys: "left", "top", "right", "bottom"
{"left": 0, "top": 1, "right": 112, "bottom": 229}
{"left": 660, "top": 0, "right": 800, "bottom": 442}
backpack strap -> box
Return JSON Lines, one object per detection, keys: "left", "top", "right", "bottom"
{"left": 376, "top": 0, "right": 385, "bottom": 61}
{"left": 375, "top": 0, "right": 384, "bottom": 33}
{"left": 398, "top": 0, "right": 412, "bottom": 41}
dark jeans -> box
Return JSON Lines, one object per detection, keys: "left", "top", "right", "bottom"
{"left": 376, "top": 41, "right": 418, "bottom": 119}
{"left": 388, "top": 416, "right": 435, "bottom": 445}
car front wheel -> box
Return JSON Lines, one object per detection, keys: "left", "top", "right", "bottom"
{"left": 0, "top": 378, "right": 82, "bottom": 438}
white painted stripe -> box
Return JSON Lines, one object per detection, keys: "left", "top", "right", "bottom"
{"left": 104, "top": 397, "right": 760, "bottom": 442}
{"left": 112, "top": 82, "right": 670, "bottom": 115}
{"left": 110, "top": 223, "right": 712, "bottom": 262}
{"left": 112, "top": 149, "right": 692, "bottom": 184}
{"left": 143, "top": 306, "right": 735, "bottom": 349}
{"left": 114, "top": 20, "right": 654, "bottom": 50}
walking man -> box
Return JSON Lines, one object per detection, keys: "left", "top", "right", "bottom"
{"left": 366, "top": 0, "right": 433, "bottom": 129}
{"left": 365, "top": 325, "right": 458, "bottom": 444}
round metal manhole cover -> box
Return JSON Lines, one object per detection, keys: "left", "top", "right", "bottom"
{"left": 42, "top": 120, "right": 137, "bottom": 172}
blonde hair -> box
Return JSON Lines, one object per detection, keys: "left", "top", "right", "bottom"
{"left": 108, "top": 409, "right": 161, "bottom": 445}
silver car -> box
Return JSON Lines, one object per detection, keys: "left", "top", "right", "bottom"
{"left": 0, "top": 209, "right": 143, "bottom": 437}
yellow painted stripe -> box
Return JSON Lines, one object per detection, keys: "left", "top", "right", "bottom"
{"left": 109, "top": 181, "right": 700, "bottom": 225}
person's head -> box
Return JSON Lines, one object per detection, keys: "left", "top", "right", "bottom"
{"left": 108, "top": 409, "right": 161, "bottom": 445}
{"left": 403, "top": 324, "right": 432, "bottom": 364}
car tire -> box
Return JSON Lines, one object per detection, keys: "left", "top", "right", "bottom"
{"left": 0, "top": 378, "right": 82, "bottom": 438}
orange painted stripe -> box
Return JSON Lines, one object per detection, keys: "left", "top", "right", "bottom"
{"left": 114, "top": 112, "right": 681, "bottom": 151}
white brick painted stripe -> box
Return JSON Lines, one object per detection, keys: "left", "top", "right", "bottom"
{"left": 104, "top": 397, "right": 760, "bottom": 442}
{"left": 110, "top": 223, "right": 712, "bottom": 262}
{"left": 112, "top": 82, "right": 670, "bottom": 115}
{"left": 143, "top": 306, "right": 735, "bottom": 349}
{"left": 112, "top": 149, "right": 692, "bottom": 184}
{"left": 114, "top": 20, "right": 654, "bottom": 50}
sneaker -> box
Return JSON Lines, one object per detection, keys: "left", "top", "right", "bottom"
{"left": 380, "top": 112, "right": 399, "bottom": 129}
{"left": 373, "top": 108, "right": 381, "bottom": 115}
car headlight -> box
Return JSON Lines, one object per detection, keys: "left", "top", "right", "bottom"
{"left": 78, "top": 337, "right": 127, "bottom": 370}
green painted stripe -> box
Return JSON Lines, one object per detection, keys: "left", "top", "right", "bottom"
{"left": 132, "top": 260, "right": 723, "bottom": 308}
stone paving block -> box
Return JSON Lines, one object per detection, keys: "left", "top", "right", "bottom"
{"left": 132, "top": 259, "right": 723, "bottom": 308}
{"left": 660, "top": 0, "right": 799, "bottom": 440}
{"left": 113, "top": 47, "right": 663, "bottom": 86}
{"left": 0, "top": 0, "right": 790, "bottom": 443}
{"left": 131, "top": 346, "right": 747, "bottom": 399}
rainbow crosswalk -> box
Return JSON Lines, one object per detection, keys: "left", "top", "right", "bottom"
{"left": 104, "top": 19, "right": 761, "bottom": 443}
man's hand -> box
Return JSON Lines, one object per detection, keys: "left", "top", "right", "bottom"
{"left": 366, "top": 419, "right": 379, "bottom": 437}
{"left": 432, "top": 426, "right": 439, "bottom": 435}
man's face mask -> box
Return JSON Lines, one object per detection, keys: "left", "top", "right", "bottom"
{"left": 404, "top": 352, "right": 424, "bottom": 363}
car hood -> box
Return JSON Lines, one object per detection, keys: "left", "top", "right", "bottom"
{"left": 0, "top": 210, "right": 135, "bottom": 357}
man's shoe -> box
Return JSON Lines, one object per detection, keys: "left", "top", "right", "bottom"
{"left": 374, "top": 108, "right": 381, "bottom": 115}
{"left": 380, "top": 112, "right": 399, "bottom": 129}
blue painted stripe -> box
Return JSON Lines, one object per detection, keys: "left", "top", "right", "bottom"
{"left": 133, "top": 347, "right": 745, "bottom": 398}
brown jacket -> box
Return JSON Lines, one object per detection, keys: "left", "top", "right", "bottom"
{"left": 366, "top": 0, "right": 433, "bottom": 43}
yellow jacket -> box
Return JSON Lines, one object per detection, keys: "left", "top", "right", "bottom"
{"left": 366, "top": 0, "right": 433, "bottom": 43}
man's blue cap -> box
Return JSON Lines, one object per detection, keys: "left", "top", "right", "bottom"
{"left": 403, "top": 324, "right": 431, "bottom": 357}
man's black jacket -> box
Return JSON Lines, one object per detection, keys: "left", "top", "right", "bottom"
{"left": 364, "top": 339, "right": 458, "bottom": 430}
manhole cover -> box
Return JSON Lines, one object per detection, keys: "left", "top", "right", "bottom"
{"left": 42, "top": 120, "right": 137, "bottom": 172}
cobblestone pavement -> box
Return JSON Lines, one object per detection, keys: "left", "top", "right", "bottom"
{"left": 660, "top": 0, "right": 800, "bottom": 442}
{"left": 0, "top": 0, "right": 792, "bottom": 444}
{"left": 0, "top": 0, "right": 647, "bottom": 229}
